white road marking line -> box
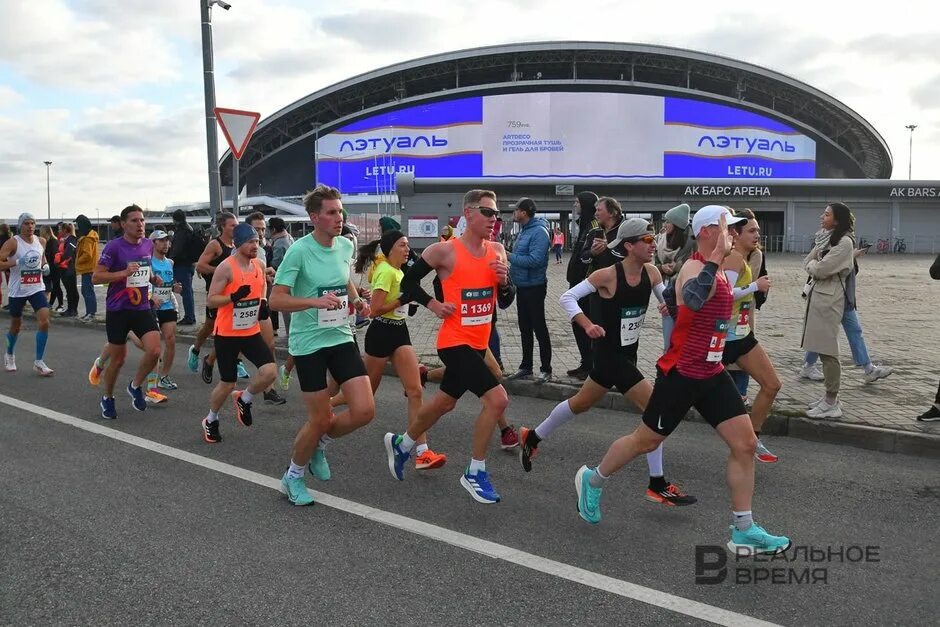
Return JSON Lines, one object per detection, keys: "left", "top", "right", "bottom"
{"left": 1, "top": 393, "right": 779, "bottom": 627}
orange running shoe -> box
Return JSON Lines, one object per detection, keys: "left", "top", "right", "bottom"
{"left": 88, "top": 357, "right": 104, "bottom": 386}
{"left": 145, "top": 389, "right": 168, "bottom": 404}
{"left": 645, "top": 482, "right": 697, "bottom": 507}
{"left": 415, "top": 449, "right": 447, "bottom": 470}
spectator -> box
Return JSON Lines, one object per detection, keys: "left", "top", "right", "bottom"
{"left": 579, "top": 196, "right": 625, "bottom": 273}
{"left": 552, "top": 227, "right": 564, "bottom": 264}
{"left": 440, "top": 224, "right": 454, "bottom": 242}
{"left": 75, "top": 215, "right": 99, "bottom": 322}
{"left": 56, "top": 222, "right": 79, "bottom": 317}
{"left": 918, "top": 252, "right": 940, "bottom": 422}
{"left": 167, "top": 209, "right": 198, "bottom": 325}
{"left": 802, "top": 203, "right": 856, "bottom": 419}
{"left": 41, "top": 225, "right": 62, "bottom": 311}
{"left": 0, "top": 222, "right": 9, "bottom": 308}
{"left": 654, "top": 203, "right": 693, "bottom": 350}
{"left": 565, "top": 190, "right": 599, "bottom": 379}
{"left": 506, "top": 198, "right": 552, "bottom": 383}
{"left": 109, "top": 215, "right": 122, "bottom": 239}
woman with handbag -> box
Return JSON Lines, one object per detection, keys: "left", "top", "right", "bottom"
{"left": 802, "top": 203, "right": 856, "bottom": 419}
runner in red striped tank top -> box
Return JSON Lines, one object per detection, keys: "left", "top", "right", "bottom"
{"left": 574, "top": 205, "right": 791, "bottom": 557}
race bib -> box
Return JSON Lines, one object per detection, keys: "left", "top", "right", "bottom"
{"left": 233, "top": 298, "right": 260, "bottom": 330}
{"left": 706, "top": 320, "right": 729, "bottom": 362}
{"left": 127, "top": 258, "right": 151, "bottom": 288}
{"left": 317, "top": 286, "right": 349, "bottom": 327}
{"left": 460, "top": 287, "right": 493, "bottom": 326}
{"left": 619, "top": 306, "right": 646, "bottom": 347}
{"left": 21, "top": 269, "right": 41, "bottom": 286}
{"left": 735, "top": 302, "right": 752, "bottom": 337}
{"left": 153, "top": 286, "right": 173, "bottom": 306}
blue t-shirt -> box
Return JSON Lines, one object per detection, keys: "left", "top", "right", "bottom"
{"left": 151, "top": 256, "right": 175, "bottom": 311}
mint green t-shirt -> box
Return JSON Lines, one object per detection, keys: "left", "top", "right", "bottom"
{"left": 274, "top": 234, "right": 354, "bottom": 355}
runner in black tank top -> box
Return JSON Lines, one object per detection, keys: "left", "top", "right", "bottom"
{"left": 518, "top": 218, "right": 696, "bottom": 507}
{"left": 203, "top": 237, "right": 233, "bottom": 291}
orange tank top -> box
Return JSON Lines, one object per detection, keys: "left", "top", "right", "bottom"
{"left": 437, "top": 238, "right": 499, "bottom": 350}
{"left": 214, "top": 256, "right": 266, "bottom": 337}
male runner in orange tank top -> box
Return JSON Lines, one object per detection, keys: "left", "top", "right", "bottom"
{"left": 200, "top": 223, "right": 277, "bottom": 444}
{"left": 384, "top": 189, "right": 515, "bottom": 504}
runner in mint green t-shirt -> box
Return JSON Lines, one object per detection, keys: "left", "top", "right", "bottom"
{"left": 270, "top": 185, "right": 374, "bottom": 506}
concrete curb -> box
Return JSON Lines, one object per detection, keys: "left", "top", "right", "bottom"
{"left": 36, "top": 313, "right": 940, "bottom": 460}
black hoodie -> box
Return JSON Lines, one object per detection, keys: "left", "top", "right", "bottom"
{"left": 566, "top": 191, "right": 599, "bottom": 286}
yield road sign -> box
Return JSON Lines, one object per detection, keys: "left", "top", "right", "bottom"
{"left": 215, "top": 107, "right": 260, "bottom": 160}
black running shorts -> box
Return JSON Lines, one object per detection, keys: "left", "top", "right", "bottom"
{"left": 438, "top": 345, "right": 499, "bottom": 400}
{"left": 642, "top": 367, "right": 746, "bottom": 436}
{"left": 155, "top": 309, "right": 178, "bottom": 325}
{"left": 364, "top": 317, "right": 412, "bottom": 359}
{"left": 721, "top": 332, "right": 759, "bottom": 366}
{"left": 590, "top": 349, "right": 644, "bottom": 394}
{"left": 106, "top": 309, "right": 159, "bottom": 345}
{"left": 294, "top": 341, "right": 367, "bottom": 393}
{"left": 214, "top": 333, "right": 274, "bottom": 383}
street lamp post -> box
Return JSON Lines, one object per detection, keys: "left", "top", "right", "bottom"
{"left": 905, "top": 124, "right": 917, "bottom": 180}
{"left": 43, "top": 161, "right": 52, "bottom": 219}
{"left": 200, "top": 0, "right": 231, "bottom": 227}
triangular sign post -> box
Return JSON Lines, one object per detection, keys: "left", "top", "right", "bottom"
{"left": 215, "top": 107, "right": 260, "bottom": 160}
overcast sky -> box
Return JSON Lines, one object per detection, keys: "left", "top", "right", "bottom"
{"left": 1, "top": 0, "right": 938, "bottom": 220}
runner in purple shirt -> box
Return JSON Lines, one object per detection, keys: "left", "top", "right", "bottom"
{"left": 91, "top": 205, "right": 163, "bottom": 419}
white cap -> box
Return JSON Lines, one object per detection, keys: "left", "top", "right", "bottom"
{"left": 691, "top": 205, "right": 747, "bottom": 237}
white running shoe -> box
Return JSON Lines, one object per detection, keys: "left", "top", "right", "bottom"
{"left": 4, "top": 353, "right": 15, "bottom": 372}
{"left": 864, "top": 364, "right": 893, "bottom": 383}
{"left": 33, "top": 360, "right": 54, "bottom": 376}
{"left": 799, "top": 363, "right": 824, "bottom": 381}
{"left": 807, "top": 397, "right": 825, "bottom": 409}
{"left": 806, "top": 399, "right": 843, "bottom": 419}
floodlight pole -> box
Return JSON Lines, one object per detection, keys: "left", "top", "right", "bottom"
{"left": 905, "top": 124, "right": 917, "bottom": 180}
{"left": 43, "top": 161, "right": 52, "bottom": 219}
{"left": 201, "top": 0, "right": 223, "bottom": 225}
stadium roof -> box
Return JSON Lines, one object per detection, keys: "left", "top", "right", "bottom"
{"left": 222, "top": 41, "right": 892, "bottom": 183}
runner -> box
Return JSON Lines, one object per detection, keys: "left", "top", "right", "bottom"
{"left": 722, "top": 209, "right": 781, "bottom": 463}
{"left": 246, "top": 211, "right": 286, "bottom": 405}
{"left": 91, "top": 204, "right": 162, "bottom": 419}
{"left": 148, "top": 230, "right": 182, "bottom": 391}
{"left": 270, "top": 185, "right": 374, "bottom": 506}
{"left": 572, "top": 206, "right": 790, "bottom": 556}
{"left": 330, "top": 229, "right": 447, "bottom": 470}
{"left": 519, "top": 218, "right": 696, "bottom": 506}
{"left": 188, "top": 212, "right": 246, "bottom": 383}
{"left": 88, "top": 331, "right": 169, "bottom": 404}
{"left": 201, "top": 223, "right": 277, "bottom": 443}
{"left": 0, "top": 213, "right": 54, "bottom": 376}
{"left": 383, "top": 189, "right": 514, "bottom": 504}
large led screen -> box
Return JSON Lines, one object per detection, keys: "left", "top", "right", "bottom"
{"left": 315, "top": 92, "right": 816, "bottom": 194}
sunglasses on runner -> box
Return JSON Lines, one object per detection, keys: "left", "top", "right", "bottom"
{"left": 471, "top": 206, "right": 499, "bottom": 218}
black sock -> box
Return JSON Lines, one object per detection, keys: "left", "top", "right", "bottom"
{"left": 527, "top": 430, "right": 541, "bottom": 446}
{"left": 649, "top": 475, "right": 668, "bottom": 491}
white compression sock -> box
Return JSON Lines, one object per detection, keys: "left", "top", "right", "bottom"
{"left": 287, "top": 461, "right": 305, "bottom": 479}
{"left": 646, "top": 442, "right": 664, "bottom": 477}
{"left": 398, "top": 433, "right": 416, "bottom": 453}
{"left": 534, "top": 399, "right": 576, "bottom": 440}
{"left": 240, "top": 389, "right": 254, "bottom": 404}
{"left": 206, "top": 409, "right": 219, "bottom": 423}
{"left": 415, "top": 443, "right": 429, "bottom": 455}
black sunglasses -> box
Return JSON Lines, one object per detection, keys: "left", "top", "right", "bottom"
{"left": 471, "top": 206, "right": 498, "bottom": 218}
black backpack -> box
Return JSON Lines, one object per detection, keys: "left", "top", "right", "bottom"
{"left": 186, "top": 226, "right": 209, "bottom": 264}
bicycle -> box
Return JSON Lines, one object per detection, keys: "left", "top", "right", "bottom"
{"left": 876, "top": 238, "right": 889, "bottom": 254}
{"left": 893, "top": 237, "right": 906, "bottom": 254}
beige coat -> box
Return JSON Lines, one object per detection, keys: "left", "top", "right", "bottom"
{"left": 801, "top": 235, "right": 854, "bottom": 356}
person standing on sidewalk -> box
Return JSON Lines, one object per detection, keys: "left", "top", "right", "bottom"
{"left": 75, "top": 215, "right": 99, "bottom": 322}
{"left": 552, "top": 227, "right": 565, "bottom": 264}
{"left": 654, "top": 203, "right": 694, "bottom": 350}
{"left": 167, "top": 209, "right": 199, "bottom": 326}
{"left": 917, "top": 253, "right": 940, "bottom": 422}
{"left": 56, "top": 222, "right": 79, "bottom": 317}
{"left": 802, "top": 203, "right": 856, "bottom": 419}
{"left": 565, "top": 191, "right": 599, "bottom": 379}
{"left": 506, "top": 198, "right": 552, "bottom": 384}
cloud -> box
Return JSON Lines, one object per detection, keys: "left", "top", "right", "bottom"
{"left": 910, "top": 76, "right": 940, "bottom": 110}
{"left": 0, "top": 86, "right": 23, "bottom": 108}
{"left": 847, "top": 34, "right": 940, "bottom": 62}
{"left": 320, "top": 10, "right": 448, "bottom": 50}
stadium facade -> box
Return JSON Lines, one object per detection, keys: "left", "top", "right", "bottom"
{"left": 215, "top": 41, "right": 940, "bottom": 253}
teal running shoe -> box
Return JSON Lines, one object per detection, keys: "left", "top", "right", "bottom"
{"left": 187, "top": 345, "right": 199, "bottom": 373}
{"left": 575, "top": 465, "right": 603, "bottom": 524}
{"left": 278, "top": 365, "right": 290, "bottom": 391}
{"left": 236, "top": 360, "right": 249, "bottom": 379}
{"left": 281, "top": 472, "right": 314, "bottom": 506}
{"left": 727, "top": 523, "right": 791, "bottom": 557}
{"left": 308, "top": 449, "right": 331, "bottom": 481}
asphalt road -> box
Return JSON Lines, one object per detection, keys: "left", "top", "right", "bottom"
{"left": 1, "top": 323, "right": 936, "bottom": 626}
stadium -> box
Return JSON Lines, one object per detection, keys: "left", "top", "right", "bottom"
{"left": 203, "top": 41, "right": 939, "bottom": 253}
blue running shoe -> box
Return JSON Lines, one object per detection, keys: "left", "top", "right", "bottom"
{"left": 459, "top": 469, "right": 500, "bottom": 504}
{"left": 100, "top": 396, "right": 117, "bottom": 420}
{"left": 383, "top": 432, "right": 410, "bottom": 481}
{"left": 727, "top": 523, "right": 791, "bottom": 557}
{"left": 187, "top": 345, "right": 199, "bottom": 373}
{"left": 309, "top": 449, "right": 331, "bottom": 481}
{"left": 236, "top": 360, "right": 249, "bottom": 379}
{"left": 127, "top": 382, "right": 147, "bottom": 412}
{"left": 575, "top": 465, "right": 603, "bottom": 524}
{"left": 281, "top": 472, "right": 314, "bottom": 506}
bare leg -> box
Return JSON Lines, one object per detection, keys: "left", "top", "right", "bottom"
{"left": 736, "top": 344, "right": 781, "bottom": 432}
{"left": 101, "top": 344, "right": 128, "bottom": 396}
{"left": 159, "top": 322, "right": 176, "bottom": 377}
{"left": 133, "top": 331, "right": 162, "bottom": 388}
{"left": 471, "top": 385, "right": 510, "bottom": 460}
{"left": 390, "top": 346, "right": 427, "bottom": 446}
{"left": 326, "top": 375, "right": 375, "bottom": 438}
{"left": 715, "top": 415, "right": 758, "bottom": 512}
{"left": 598, "top": 422, "right": 666, "bottom": 477}
{"left": 291, "top": 390, "right": 333, "bottom": 467}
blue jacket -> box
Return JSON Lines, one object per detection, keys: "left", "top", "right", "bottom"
{"left": 508, "top": 217, "right": 550, "bottom": 287}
